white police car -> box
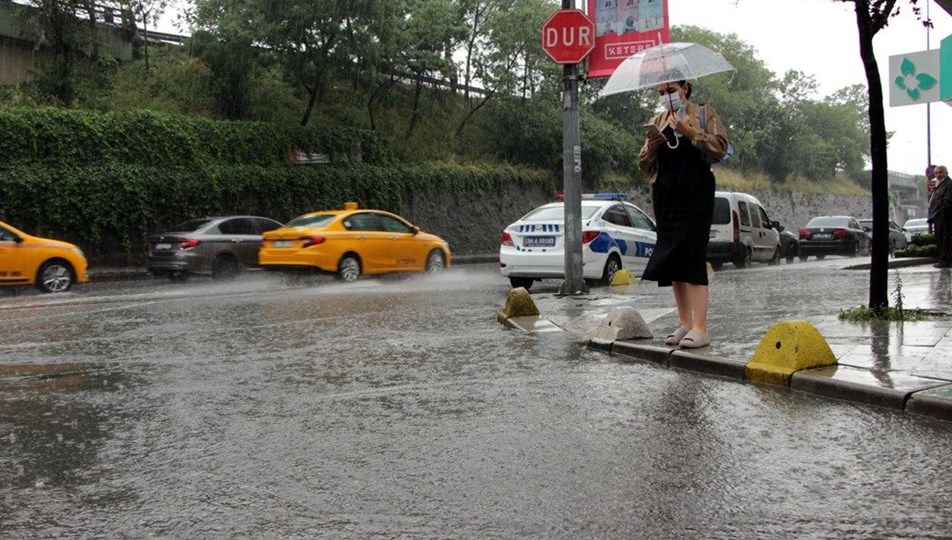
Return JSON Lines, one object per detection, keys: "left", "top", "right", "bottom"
{"left": 499, "top": 193, "right": 657, "bottom": 290}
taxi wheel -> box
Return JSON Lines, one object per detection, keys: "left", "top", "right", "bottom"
{"left": 337, "top": 254, "right": 361, "bottom": 282}
{"left": 36, "top": 259, "right": 75, "bottom": 293}
{"left": 424, "top": 249, "right": 445, "bottom": 274}
{"left": 212, "top": 254, "right": 239, "bottom": 280}
{"left": 600, "top": 254, "right": 621, "bottom": 285}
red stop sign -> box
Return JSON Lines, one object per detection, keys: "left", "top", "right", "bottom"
{"left": 541, "top": 9, "right": 596, "bottom": 64}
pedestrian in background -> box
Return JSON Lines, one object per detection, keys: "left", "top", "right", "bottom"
{"left": 929, "top": 165, "right": 952, "bottom": 268}
{"left": 638, "top": 79, "right": 730, "bottom": 349}
{"left": 927, "top": 164, "right": 938, "bottom": 234}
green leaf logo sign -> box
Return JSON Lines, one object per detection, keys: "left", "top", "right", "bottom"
{"left": 894, "top": 57, "right": 938, "bottom": 101}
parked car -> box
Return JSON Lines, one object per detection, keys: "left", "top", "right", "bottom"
{"left": 259, "top": 203, "right": 451, "bottom": 282}
{"left": 706, "top": 191, "right": 782, "bottom": 269}
{"left": 903, "top": 217, "right": 930, "bottom": 242}
{"left": 499, "top": 193, "right": 656, "bottom": 290}
{"left": 798, "top": 215, "right": 870, "bottom": 260}
{"left": 0, "top": 220, "right": 89, "bottom": 293}
{"left": 777, "top": 222, "right": 800, "bottom": 262}
{"left": 858, "top": 218, "right": 908, "bottom": 255}
{"left": 147, "top": 215, "right": 284, "bottom": 281}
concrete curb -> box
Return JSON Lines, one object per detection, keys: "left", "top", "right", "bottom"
{"left": 588, "top": 337, "right": 952, "bottom": 422}
{"left": 843, "top": 257, "right": 936, "bottom": 270}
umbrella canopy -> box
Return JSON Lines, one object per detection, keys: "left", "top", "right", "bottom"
{"left": 599, "top": 42, "right": 735, "bottom": 98}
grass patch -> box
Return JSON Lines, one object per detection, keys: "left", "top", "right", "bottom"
{"left": 838, "top": 305, "right": 949, "bottom": 321}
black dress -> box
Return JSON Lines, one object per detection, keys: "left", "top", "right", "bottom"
{"left": 641, "top": 126, "right": 715, "bottom": 287}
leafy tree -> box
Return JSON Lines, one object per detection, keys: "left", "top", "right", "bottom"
{"left": 454, "top": 0, "right": 552, "bottom": 137}
{"left": 21, "top": 0, "right": 105, "bottom": 104}
{"left": 396, "top": 0, "right": 466, "bottom": 135}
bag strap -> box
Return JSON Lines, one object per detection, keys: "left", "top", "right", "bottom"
{"left": 699, "top": 104, "right": 707, "bottom": 132}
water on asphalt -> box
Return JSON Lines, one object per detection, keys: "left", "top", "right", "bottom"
{"left": 2, "top": 263, "right": 952, "bottom": 538}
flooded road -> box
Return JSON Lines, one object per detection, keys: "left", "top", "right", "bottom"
{"left": 2, "top": 264, "right": 952, "bottom": 538}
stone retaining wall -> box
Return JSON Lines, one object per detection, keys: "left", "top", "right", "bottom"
{"left": 399, "top": 182, "right": 901, "bottom": 256}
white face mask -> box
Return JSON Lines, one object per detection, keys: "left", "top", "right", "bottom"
{"left": 660, "top": 91, "right": 682, "bottom": 112}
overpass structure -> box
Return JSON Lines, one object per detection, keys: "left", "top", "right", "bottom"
{"left": 889, "top": 169, "right": 928, "bottom": 222}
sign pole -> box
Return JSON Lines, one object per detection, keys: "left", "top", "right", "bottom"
{"left": 539, "top": 4, "right": 594, "bottom": 296}
{"left": 558, "top": 0, "right": 587, "bottom": 296}
{"left": 559, "top": 59, "right": 588, "bottom": 296}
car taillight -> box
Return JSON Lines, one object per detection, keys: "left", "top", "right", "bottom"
{"left": 501, "top": 232, "right": 514, "bottom": 246}
{"left": 799, "top": 229, "right": 811, "bottom": 239}
{"left": 582, "top": 231, "right": 600, "bottom": 244}
{"left": 302, "top": 236, "right": 325, "bottom": 248}
{"left": 179, "top": 238, "right": 200, "bottom": 250}
{"left": 732, "top": 210, "right": 740, "bottom": 243}
{"left": 833, "top": 229, "right": 850, "bottom": 239}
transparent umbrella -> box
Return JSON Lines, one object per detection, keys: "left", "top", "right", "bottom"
{"left": 599, "top": 42, "right": 735, "bottom": 98}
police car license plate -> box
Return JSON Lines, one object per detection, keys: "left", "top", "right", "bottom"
{"left": 524, "top": 236, "right": 555, "bottom": 247}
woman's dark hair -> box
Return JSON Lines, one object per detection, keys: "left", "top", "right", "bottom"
{"left": 677, "top": 80, "right": 693, "bottom": 99}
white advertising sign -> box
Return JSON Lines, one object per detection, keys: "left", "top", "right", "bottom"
{"left": 889, "top": 49, "right": 940, "bottom": 107}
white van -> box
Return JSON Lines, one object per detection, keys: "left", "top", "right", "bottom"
{"left": 707, "top": 191, "right": 781, "bottom": 268}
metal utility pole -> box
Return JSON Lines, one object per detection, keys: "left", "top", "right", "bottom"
{"left": 558, "top": 0, "right": 587, "bottom": 296}
{"left": 559, "top": 59, "right": 588, "bottom": 296}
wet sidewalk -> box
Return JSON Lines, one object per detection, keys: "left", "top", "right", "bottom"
{"left": 509, "top": 257, "right": 952, "bottom": 424}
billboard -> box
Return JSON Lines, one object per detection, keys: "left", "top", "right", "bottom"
{"left": 586, "top": 0, "right": 670, "bottom": 79}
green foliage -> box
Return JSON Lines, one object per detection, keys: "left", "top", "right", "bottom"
{"left": 489, "top": 98, "right": 561, "bottom": 172}
{"left": 895, "top": 231, "right": 937, "bottom": 258}
{"left": 0, "top": 161, "right": 552, "bottom": 263}
{"left": 838, "top": 305, "right": 942, "bottom": 321}
{"left": 911, "top": 232, "right": 935, "bottom": 247}
{"left": 0, "top": 107, "right": 395, "bottom": 167}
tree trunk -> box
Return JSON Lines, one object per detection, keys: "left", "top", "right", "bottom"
{"left": 853, "top": 1, "right": 890, "bottom": 312}
{"left": 301, "top": 84, "right": 319, "bottom": 127}
{"left": 454, "top": 90, "right": 494, "bottom": 138}
{"left": 367, "top": 76, "right": 396, "bottom": 131}
{"left": 407, "top": 74, "right": 424, "bottom": 136}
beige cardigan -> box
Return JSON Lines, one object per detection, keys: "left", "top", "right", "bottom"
{"left": 637, "top": 101, "right": 731, "bottom": 183}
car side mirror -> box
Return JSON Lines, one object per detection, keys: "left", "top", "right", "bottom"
{"left": 14, "top": 236, "right": 23, "bottom": 244}
{"left": 772, "top": 220, "right": 782, "bottom": 231}
{"left": 412, "top": 226, "right": 420, "bottom": 235}
{"left": 863, "top": 226, "right": 871, "bottom": 233}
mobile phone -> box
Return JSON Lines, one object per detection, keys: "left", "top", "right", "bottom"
{"left": 644, "top": 123, "right": 662, "bottom": 137}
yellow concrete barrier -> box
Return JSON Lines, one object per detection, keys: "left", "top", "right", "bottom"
{"left": 745, "top": 320, "right": 837, "bottom": 386}
{"left": 497, "top": 287, "right": 540, "bottom": 323}
{"left": 610, "top": 269, "right": 634, "bottom": 286}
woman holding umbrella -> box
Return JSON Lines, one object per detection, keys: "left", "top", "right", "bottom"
{"left": 638, "top": 79, "right": 730, "bottom": 349}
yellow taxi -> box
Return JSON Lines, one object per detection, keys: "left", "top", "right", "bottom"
{"left": 259, "top": 203, "right": 451, "bottom": 281}
{"left": 0, "top": 220, "right": 89, "bottom": 293}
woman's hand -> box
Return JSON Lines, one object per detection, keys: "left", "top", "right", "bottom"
{"left": 645, "top": 129, "right": 665, "bottom": 153}
{"left": 671, "top": 116, "right": 698, "bottom": 140}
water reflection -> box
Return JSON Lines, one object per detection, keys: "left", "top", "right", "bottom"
{"left": 0, "top": 363, "right": 126, "bottom": 491}
{"left": 868, "top": 321, "right": 895, "bottom": 387}
{"left": 929, "top": 270, "right": 952, "bottom": 306}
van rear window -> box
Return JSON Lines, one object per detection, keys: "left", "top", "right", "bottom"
{"left": 712, "top": 198, "right": 730, "bottom": 225}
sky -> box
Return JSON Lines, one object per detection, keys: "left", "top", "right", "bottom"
{"left": 666, "top": 0, "right": 952, "bottom": 176}
{"left": 157, "top": 0, "right": 952, "bottom": 176}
